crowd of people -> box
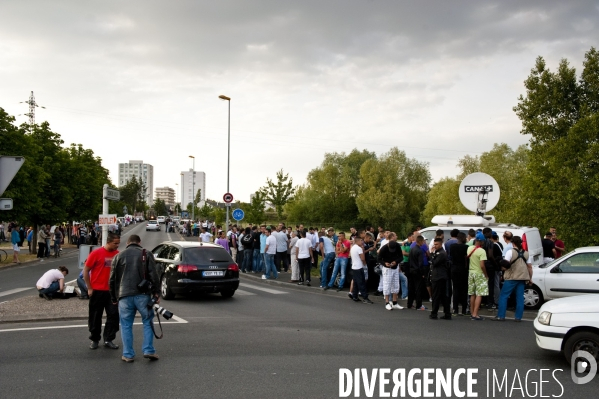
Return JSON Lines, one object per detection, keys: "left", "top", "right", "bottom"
{"left": 200, "top": 222, "right": 564, "bottom": 321}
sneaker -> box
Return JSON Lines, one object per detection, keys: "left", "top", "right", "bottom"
{"left": 347, "top": 293, "right": 354, "bottom": 300}
{"left": 401, "top": 296, "right": 408, "bottom": 300}
{"left": 121, "top": 356, "right": 134, "bottom": 363}
{"left": 440, "top": 315, "right": 452, "bottom": 320}
{"left": 298, "top": 282, "right": 303, "bottom": 285}
{"left": 143, "top": 353, "right": 160, "bottom": 361}
{"left": 362, "top": 298, "right": 374, "bottom": 304}
{"left": 241, "top": 270, "right": 247, "bottom": 273}
{"left": 417, "top": 306, "right": 427, "bottom": 311}
{"left": 429, "top": 314, "right": 438, "bottom": 319}
{"left": 491, "top": 317, "right": 505, "bottom": 322}
{"left": 306, "top": 282, "right": 311, "bottom": 287}
{"left": 373, "top": 291, "right": 383, "bottom": 297}
{"left": 385, "top": 303, "right": 393, "bottom": 310}
{"left": 42, "top": 294, "right": 52, "bottom": 301}
{"left": 323, "top": 286, "right": 330, "bottom": 291}
{"left": 451, "top": 311, "right": 459, "bottom": 317}
{"left": 261, "top": 275, "right": 267, "bottom": 280}
{"left": 336, "top": 288, "right": 342, "bottom": 292}
{"left": 393, "top": 304, "right": 404, "bottom": 310}
{"left": 471, "top": 316, "right": 484, "bottom": 321}
{"left": 90, "top": 341, "right": 99, "bottom": 350}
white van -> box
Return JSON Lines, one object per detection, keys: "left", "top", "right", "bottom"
{"left": 156, "top": 216, "right": 166, "bottom": 224}
{"left": 418, "top": 215, "right": 544, "bottom": 267}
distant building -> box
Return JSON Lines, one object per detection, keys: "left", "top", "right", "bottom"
{"left": 118, "top": 160, "right": 154, "bottom": 206}
{"left": 181, "top": 169, "right": 206, "bottom": 209}
{"left": 155, "top": 186, "right": 175, "bottom": 208}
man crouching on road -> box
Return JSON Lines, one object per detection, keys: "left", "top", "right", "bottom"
{"left": 109, "top": 234, "right": 160, "bottom": 363}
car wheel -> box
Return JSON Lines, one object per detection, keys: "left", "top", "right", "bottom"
{"left": 161, "top": 275, "right": 175, "bottom": 300}
{"left": 563, "top": 331, "right": 599, "bottom": 364}
{"left": 523, "top": 285, "right": 544, "bottom": 310}
{"left": 220, "top": 289, "right": 235, "bottom": 298}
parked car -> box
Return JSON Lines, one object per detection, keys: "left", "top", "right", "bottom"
{"left": 525, "top": 246, "right": 599, "bottom": 309}
{"left": 152, "top": 241, "right": 239, "bottom": 299}
{"left": 534, "top": 295, "right": 599, "bottom": 365}
{"left": 146, "top": 220, "right": 161, "bottom": 232}
{"left": 419, "top": 215, "right": 544, "bottom": 267}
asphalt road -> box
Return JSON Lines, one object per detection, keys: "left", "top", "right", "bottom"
{"left": 0, "top": 224, "right": 597, "bottom": 398}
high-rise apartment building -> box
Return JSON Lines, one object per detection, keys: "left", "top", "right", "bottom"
{"left": 118, "top": 160, "right": 154, "bottom": 206}
{"left": 155, "top": 187, "right": 176, "bottom": 207}
{"left": 180, "top": 169, "right": 206, "bottom": 208}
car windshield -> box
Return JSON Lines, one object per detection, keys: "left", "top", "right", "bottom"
{"left": 539, "top": 257, "right": 561, "bottom": 269}
{"left": 184, "top": 247, "right": 233, "bottom": 264}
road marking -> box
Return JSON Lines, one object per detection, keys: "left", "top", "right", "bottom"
{"left": 0, "top": 287, "right": 32, "bottom": 297}
{"left": 239, "top": 283, "right": 288, "bottom": 295}
{"left": 0, "top": 315, "right": 189, "bottom": 333}
{"left": 234, "top": 289, "right": 257, "bottom": 296}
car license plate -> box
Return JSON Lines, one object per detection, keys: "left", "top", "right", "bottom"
{"left": 202, "top": 271, "right": 224, "bottom": 277}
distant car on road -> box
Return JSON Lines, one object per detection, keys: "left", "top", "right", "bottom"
{"left": 157, "top": 216, "right": 166, "bottom": 224}
{"left": 152, "top": 241, "right": 239, "bottom": 299}
{"left": 534, "top": 295, "right": 599, "bottom": 365}
{"left": 146, "top": 220, "right": 161, "bottom": 232}
{"left": 525, "top": 246, "right": 599, "bottom": 309}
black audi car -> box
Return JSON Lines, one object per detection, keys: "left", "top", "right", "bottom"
{"left": 151, "top": 241, "right": 240, "bottom": 299}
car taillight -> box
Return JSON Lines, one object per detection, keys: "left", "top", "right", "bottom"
{"left": 522, "top": 233, "right": 528, "bottom": 251}
{"left": 227, "top": 264, "right": 239, "bottom": 272}
{"left": 178, "top": 265, "right": 198, "bottom": 273}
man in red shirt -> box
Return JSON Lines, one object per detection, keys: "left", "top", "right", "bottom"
{"left": 324, "top": 232, "right": 351, "bottom": 292}
{"left": 84, "top": 233, "right": 121, "bottom": 350}
{"left": 550, "top": 227, "right": 565, "bottom": 258}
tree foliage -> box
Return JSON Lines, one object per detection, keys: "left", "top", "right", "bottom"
{"left": 0, "top": 108, "right": 110, "bottom": 226}
{"left": 260, "top": 169, "right": 295, "bottom": 219}
{"left": 119, "top": 176, "right": 147, "bottom": 216}
{"left": 356, "top": 147, "right": 430, "bottom": 235}
{"left": 513, "top": 47, "right": 599, "bottom": 248}
{"left": 286, "top": 149, "right": 376, "bottom": 226}
{"left": 153, "top": 198, "right": 169, "bottom": 216}
{"left": 244, "top": 191, "right": 266, "bottom": 224}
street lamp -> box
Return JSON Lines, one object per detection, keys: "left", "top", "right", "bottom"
{"left": 189, "top": 155, "right": 195, "bottom": 221}
{"left": 219, "top": 94, "right": 231, "bottom": 235}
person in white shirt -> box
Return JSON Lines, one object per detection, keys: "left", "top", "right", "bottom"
{"left": 349, "top": 237, "right": 373, "bottom": 304}
{"left": 263, "top": 228, "right": 278, "bottom": 280}
{"left": 288, "top": 232, "right": 300, "bottom": 282}
{"left": 295, "top": 231, "right": 314, "bottom": 286}
{"left": 36, "top": 266, "right": 69, "bottom": 300}
{"left": 199, "top": 227, "right": 213, "bottom": 243}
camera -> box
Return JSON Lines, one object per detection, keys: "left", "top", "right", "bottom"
{"left": 149, "top": 296, "right": 173, "bottom": 320}
{"left": 138, "top": 279, "right": 152, "bottom": 293}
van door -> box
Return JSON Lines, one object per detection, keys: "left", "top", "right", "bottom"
{"left": 543, "top": 251, "right": 599, "bottom": 300}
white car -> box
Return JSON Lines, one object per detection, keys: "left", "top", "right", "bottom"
{"left": 157, "top": 216, "right": 166, "bottom": 224}
{"left": 146, "top": 220, "right": 161, "bottom": 231}
{"left": 534, "top": 295, "right": 599, "bottom": 363}
{"left": 525, "top": 246, "right": 599, "bottom": 309}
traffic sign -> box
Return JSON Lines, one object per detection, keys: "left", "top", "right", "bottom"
{"left": 99, "top": 214, "right": 117, "bottom": 225}
{"left": 0, "top": 156, "right": 25, "bottom": 197}
{"left": 105, "top": 188, "right": 120, "bottom": 201}
{"left": 232, "top": 208, "right": 244, "bottom": 221}
{"left": 223, "top": 192, "right": 233, "bottom": 203}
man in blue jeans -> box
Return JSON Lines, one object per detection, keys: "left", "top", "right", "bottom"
{"left": 36, "top": 266, "right": 69, "bottom": 300}
{"left": 109, "top": 234, "right": 160, "bottom": 363}
{"left": 324, "top": 232, "right": 351, "bottom": 292}
{"left": 262, "top": 228, "right": 278, "bottom": 280}
{"left": 319, "top": 228, "right": 336, "bottom": 288}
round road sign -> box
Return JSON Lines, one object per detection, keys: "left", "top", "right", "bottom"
{"left": 232, "top": 208, "right": 244, "bottom": 221}
{"left": 223, "top": 192, "right": 234, "bottom": 203}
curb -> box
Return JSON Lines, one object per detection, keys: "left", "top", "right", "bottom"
{"left": 0, "top": 249, "right": 79, "bottom": 270}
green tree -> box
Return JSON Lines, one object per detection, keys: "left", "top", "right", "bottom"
{"left": 245, "top": 191, "right": 266, "bottom": 224}
{"left": 194, "top": 188, "right": 202, "bottom": 207}
{"left": 260, "top": 169, "right": 295, "bottom": 219}
{"left": 154, "top": 198, "right": 169, "bottom": 216}
{"left": 356, "top": 147, "right": 430, "bottom": 235}
{"left": 513, "top": 47, "right": 599, "bottom": 248}
{"left": 198, "top": 202, "right": 212, "bottom": 219}
{"left": 286, "top": 149, "right": 376, "bottom": 226}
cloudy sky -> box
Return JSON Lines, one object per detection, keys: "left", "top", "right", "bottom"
{"left": 2, "top": 1, "right": 598, "bottom": 204}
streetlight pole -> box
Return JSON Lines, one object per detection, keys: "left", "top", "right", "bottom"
{"left": 175, "top": 183, "right": 179, "bottom": 216}
{"left": 219, "top": 95, "right": 231, "bottom": 235}
{"left": 189, "top": 155, "right": 195, "bottom": 221}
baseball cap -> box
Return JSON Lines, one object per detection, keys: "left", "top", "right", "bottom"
{"left": 475, "top": 232, "right": 485, "bottom": 241}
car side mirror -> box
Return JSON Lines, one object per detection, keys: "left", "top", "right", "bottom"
{"left": 550, "top": 266, "right": 561, "bottom": 274}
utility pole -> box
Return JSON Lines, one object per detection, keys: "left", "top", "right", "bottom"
{"left": 20, "top": 91, "right": 45, "bottom": 131}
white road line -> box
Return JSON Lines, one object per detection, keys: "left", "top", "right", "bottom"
{"left": 0, "top": 315, "right": 189, "bottom": 333}
{"left": 239, "top": 283, "right": 288, "bottom": 295}
{"left": 0, "top": 287, "right": 33, "bottom": 297}
{"left": 233, "top": 289, "right": 257, "bottom": 296}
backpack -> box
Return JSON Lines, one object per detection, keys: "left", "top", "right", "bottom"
{"left": 241, "top": 234, "right": 253, "bottom": 248}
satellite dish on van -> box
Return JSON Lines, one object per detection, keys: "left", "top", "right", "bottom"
{"left": 458, "top": 172, "right": 500, "bottom": 216}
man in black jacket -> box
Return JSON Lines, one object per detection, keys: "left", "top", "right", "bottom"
{"left": 407, "top": 235, "right": 426, "bottom": 310}
{"left": 430, "top": 238, "right": 451, "bottom": 320}
{"left": 109, "top": 234, "right": 160, "bottom": 363}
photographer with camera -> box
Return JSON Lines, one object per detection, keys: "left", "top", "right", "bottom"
{"left": 109, "top": 234, "right": 160, "bottom": 363}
